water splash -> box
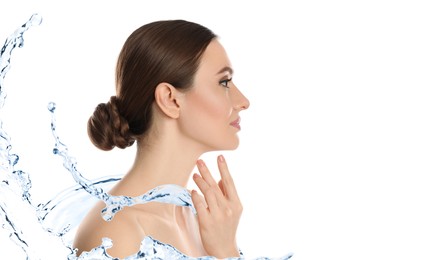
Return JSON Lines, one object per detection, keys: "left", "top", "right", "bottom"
{"left": 0, "top": 13, "right": 42, "bottom": 109}
{"left": 0, "top": 14, "right": 293, "bottom": 260}
{"left": 0, "top": 13, "right": 44, "bottom": 260}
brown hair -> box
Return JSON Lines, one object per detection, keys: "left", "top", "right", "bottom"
{"left": 87, "top": 20, "right": 217, "bottom": 151}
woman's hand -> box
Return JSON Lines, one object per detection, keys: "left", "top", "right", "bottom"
{"left": 191, "top": 155, "right": 242, "bottom": 259}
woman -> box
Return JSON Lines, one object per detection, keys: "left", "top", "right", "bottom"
{"left": 73, "top": 19, "right": 250, "bottom": 259}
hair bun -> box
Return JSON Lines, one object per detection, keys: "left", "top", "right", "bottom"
{"left": 87, "top": 96, "right": 135, "bottom": 150}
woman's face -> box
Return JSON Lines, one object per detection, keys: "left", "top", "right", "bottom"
{"left": 178, "top": 39, "right": 250, "bottom": 152}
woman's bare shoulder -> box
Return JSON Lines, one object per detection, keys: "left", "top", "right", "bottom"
{"left": 73, "top": 201, "right": 146, "bottom": 258}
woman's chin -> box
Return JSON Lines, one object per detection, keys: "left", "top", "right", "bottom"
{"left": 220, "top": 138, "right": 240, "bottom": 151}
{"left": 201, "top": 136, "right": 240, "bottom": 152}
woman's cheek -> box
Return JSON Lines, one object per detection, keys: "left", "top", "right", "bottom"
{"left": 198, "top": 90, "right": 231, "bottom": 119}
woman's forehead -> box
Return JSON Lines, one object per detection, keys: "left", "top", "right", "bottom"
{"left": 198, "top": 40, "right": 233, "bottom": 76}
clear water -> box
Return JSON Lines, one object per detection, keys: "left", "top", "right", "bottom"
{"left": 0, "top": 14, "right": 293, "bottom": 260}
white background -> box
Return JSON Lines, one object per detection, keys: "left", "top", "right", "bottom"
{"left": 1, "top": 1, "right": 422, "bottom": 259}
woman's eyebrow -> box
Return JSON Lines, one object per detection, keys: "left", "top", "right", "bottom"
{"left": 216, "top": 66, "right": 233, "bottom": 75}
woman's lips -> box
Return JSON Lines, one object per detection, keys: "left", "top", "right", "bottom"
{"left": 230, "top": 117, "right": 241, "bottom": 130}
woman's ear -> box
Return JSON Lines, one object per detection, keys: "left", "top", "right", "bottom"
{"left": 154, "top": 83, "right": 183, "bottom": 119}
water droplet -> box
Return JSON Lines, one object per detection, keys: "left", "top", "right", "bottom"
{"left": 47, "top": 102, "right": 56, "bottom": 112}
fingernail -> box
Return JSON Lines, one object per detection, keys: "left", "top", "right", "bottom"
{"left": 218, "top": 155, "right": 225, "bottom": 163}
{"left": 197, "top": 160, "right": 204, "bottom": 167}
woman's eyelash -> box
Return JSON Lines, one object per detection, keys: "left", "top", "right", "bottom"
{"left": 219, "top": 78, "right": 232, "bottom": 88}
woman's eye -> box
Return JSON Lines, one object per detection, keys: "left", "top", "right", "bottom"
{"left": 219, "top": 78, "right": 232, "bottom": 88}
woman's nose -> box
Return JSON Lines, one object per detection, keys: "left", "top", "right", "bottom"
{"left": 233, "top": 86, "right": 250, "bottom": 111}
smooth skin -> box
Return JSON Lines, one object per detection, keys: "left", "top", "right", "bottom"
{"left": 73, "top": 39, "right": 249, "bottom": 259}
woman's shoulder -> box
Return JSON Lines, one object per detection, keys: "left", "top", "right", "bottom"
{"left": 73, "top": 200, "right": 146, "bottom": 258}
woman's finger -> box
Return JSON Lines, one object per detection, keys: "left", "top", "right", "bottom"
{"left": 217, "top": 155, "right": 240, "bottom": 201}
{"left": 190, "top": 188, "right": 207, "bottom": 207}
{"left": 218, "top": 180, "right": 226, "bottom": 196}
{"left": 197, "top": 159, "right": 226, "bottom": 201}
{"left": 193, "top": 173, "right": 220, "bottom": 211}
{"left": 191, "top": 189, "right": 208, "bottom": 216}
{"left": 196, "top": 160, "right": 220, "bottom": 187}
